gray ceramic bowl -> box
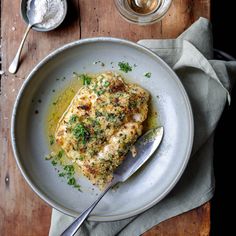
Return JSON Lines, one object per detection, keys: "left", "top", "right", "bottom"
{"left": 20, "top": 0, "right": 67, "bottom": 32}
{"left": 11, "top": 38, "right": 194, "bottom": 221}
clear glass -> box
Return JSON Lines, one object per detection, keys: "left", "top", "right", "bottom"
{"left": 114, "top": 0, "right": 173, "bottom": 25}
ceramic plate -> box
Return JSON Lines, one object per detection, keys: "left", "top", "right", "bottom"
{"left": 11, "top": 38, "right": 194, "bottom": 221}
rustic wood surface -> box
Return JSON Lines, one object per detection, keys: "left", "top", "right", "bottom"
{"left": 0, "top": 0, "right": 210, "bottom": 235}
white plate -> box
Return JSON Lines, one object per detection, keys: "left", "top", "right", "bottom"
{"left": 11, "top": 38, "right": 194, "bottom": 221}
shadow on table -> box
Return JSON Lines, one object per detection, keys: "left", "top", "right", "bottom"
{"left": 211, "top": 0, "right": 236, "bottom": 235}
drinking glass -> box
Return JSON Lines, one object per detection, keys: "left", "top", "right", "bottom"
{"left": 114, "top": 0, "right": 173, "bottom": 25}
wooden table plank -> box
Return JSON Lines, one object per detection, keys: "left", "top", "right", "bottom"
{"left": 0, "top": 0, "right": 210, "bottom": 235}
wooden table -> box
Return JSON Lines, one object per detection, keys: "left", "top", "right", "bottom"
{"left": 0, "top": 0, "right": 210, "bottom": 235}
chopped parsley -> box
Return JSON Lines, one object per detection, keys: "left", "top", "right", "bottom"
{"left": 106, "top": 113, "right": 117, "bottom": 122}
{"left": 64, "top": 165, "right": 74, "bottom": 172}
{"left": 46, "top": 149, "right": 64, "bottom": 165}
{"left": 72, "top": 123, "right": 90, "bottom": 144}
{"left": 129, "top": 100, "right": 137, "bottom": 109}
{"left": 57, "top": 150, "right": 64, "bottom": 159}
{"left": 144, "top": 72, "right": 152, "bottom": 78}
{"left": 104, "top": 81, "right": 110, "bottom": 87}
{"left": 91, "top": 119, "right": 100, "bottom": 127}
{"left": 46, "top": 152, "right": 82, "bottom": 191}
{"left": 97, "top": 90, "right": 105, "bottom": 96}
{"left": 49, "top": 135, "right": 55, "bottom": 145}
{"left": 95, "top": 111, "right": 103, "bottom": 117}
{"left": 51, "top": 160, "right": 57, "bottom": 166}
{"left": 68, "top": 177, "right": 76, "bottom": 185}
{"left": 80, "top": 74, "right": 92, "bottom": 85}
{"left": 59, "top": 172, "right": 66, "bottom": 177}
{"left": 69, "top": 114, "right": 79, "bottom": 124}
{"left": 118, "top": 62, "right": 132, "bottom": 73}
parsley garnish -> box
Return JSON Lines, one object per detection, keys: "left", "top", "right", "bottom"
{"left": 80, "top": 74, "right": 92, "bottom": 85}
{"left": 72, "top": 124, "right": 90, "bottom": 144}
{"left": 106, "top": 113, "right": 116, "bottom": 122}
{"left": 51, "top": 160, "right": 57, "bottom": 166}
{"left": 129, "top": 100, "right": 137, "bottom": 109}
{"left": 57, "top": 150, "right": 64, "bottom": 159}
{"left": 59, "top": 172, "right": 66, "bottom": 177}
{"left": 68, "top": 177, "right": 76, "bottom": 185}
{"left": 69, "top": 114, "right": 79, "bottom": 124}
{"left": 64, "top": 165, "right": 74, "bottom": 172}
{"left": 49, "top": 135, "right": 54, "bottom": 145}
{"left": 97, "top": 90, "right": 105, "bottom": 96}
{"left": 144, "top": 72, "right": 152, "bottom": 78}
{"left": 95, "top": 111, "right": 103, "bottom": 117}
{"left": 118, "top": 62, "right": 132, "bottom": 73}
{"left": 104, "top": 81, "right": 110, "bottom": 87}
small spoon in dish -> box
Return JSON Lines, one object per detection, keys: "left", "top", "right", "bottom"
{"left": 8, "top": 0, "right": 43, "bottom": 74}
{"left": 8, "top": 0, "right": 67, "bottom": 74}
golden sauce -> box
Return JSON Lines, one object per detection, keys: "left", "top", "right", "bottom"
{"left": 46, "top": 77, "right": 83, "bottom": 165}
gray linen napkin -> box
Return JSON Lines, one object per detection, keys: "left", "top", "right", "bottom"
{"left": 49, "top": 18, "right": 236, "bottom": 236}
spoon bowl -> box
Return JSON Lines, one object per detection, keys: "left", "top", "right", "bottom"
{"left": 8, "top": 0, "right": 68, "bottom": 74}
{"left": 20, "top": 0, "right": 67, "bottom": 32}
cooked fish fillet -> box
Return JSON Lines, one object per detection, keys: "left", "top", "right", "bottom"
{"left": 55, "top": 72, "right": 149, "bottom": 188}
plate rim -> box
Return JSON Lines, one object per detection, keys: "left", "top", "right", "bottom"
{"left": 11, "top": 37, "right": 194, "bottom": 221}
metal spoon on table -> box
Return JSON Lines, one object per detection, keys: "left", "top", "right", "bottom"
{"left": 61, "top": 127, "right": 164, "bottom": 236}
{"left": 8, "top": 0, "right": 67, "bottom": 74}
{"left": 8, "top": 0, "right": 42, "bottom": 74}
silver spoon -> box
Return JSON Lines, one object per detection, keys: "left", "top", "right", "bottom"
{"left": 8, "top": 0, "right": 67, "bottom": 74}
{"left": 8, "top": 0, "right": 42, "bottom": 74}
{"left": 61, "top": 127, "right": 164, "bottom": 236}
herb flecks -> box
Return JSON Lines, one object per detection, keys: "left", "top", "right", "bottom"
{"left": 69, "top": 114, "right": 79, "bottom": 124}
{"left": 46, "top": 149, "right": 64, "bottom": 165}
{"left": 80, "top": 74, "right": 92, "bottom": 86}
{"left": 68, "top": 177, "right": 76, "bottom": 185}
{"left": 49, "top": 135, "right": 55, "bottom": 145}
{"left": 144, "top": 72, "right": 152, "bottom": 78}
{"left": 57, "top": 165, "right": 82, "bottom": 191}
{"left": 118, "top": 62, "right": 132, "bottom": 73}
{"left": 93, "top": 61, "right": 105, "bottom": 67}
{"left": 51, "top": 160, "right": 57, "bottom": 166}
{"left": 57, "top": 150, "right": 64, "bottom": 159}
{"left": 104, "top": 81, "right": 110, "bottom": 87}
{"left": 73, "top": 123, "right": 90, "bottom": 144}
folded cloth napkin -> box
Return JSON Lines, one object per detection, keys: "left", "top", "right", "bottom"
{"left": 49, "top": 18, "right": 236, "bottom": 236}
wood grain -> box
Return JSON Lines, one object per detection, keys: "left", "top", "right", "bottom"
{"left": 143, "top": 203, "right": 210, "bottom": 236}
{"left": 0, "top": 0, "right": 210, "bottom": 235}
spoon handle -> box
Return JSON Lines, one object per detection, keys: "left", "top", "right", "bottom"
{"left": 60, "top": 179, "right": 117, "bottom": 236}
{"left": 8, "top": 24, "right": 32, "bottom": 74}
